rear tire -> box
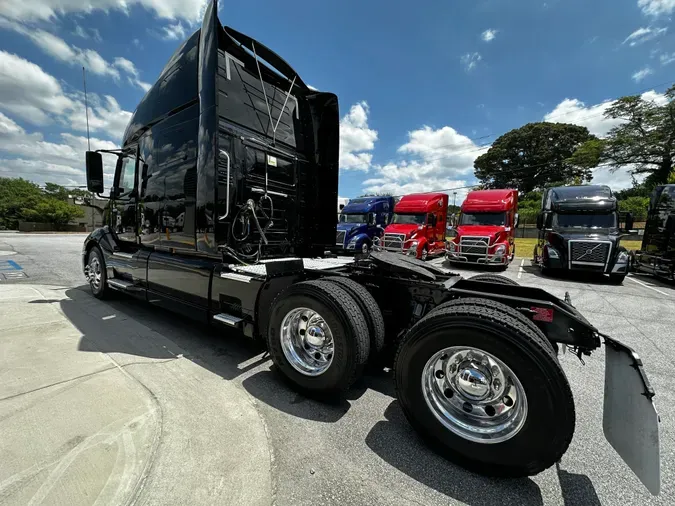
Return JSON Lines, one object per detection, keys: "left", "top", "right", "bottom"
{"left": 267, "top": 280, "right": 370, "bottom": 396}
{"left": 395, "top": 301, "right": 574, "bottom": 477}
{"left": 469, "top": 273, "right": 519, "bottom": 286}
{"left": 324, "top": 276, "right": 386, "bottom": 356}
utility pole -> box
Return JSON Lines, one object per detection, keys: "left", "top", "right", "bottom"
{"left": 452, "top": 191, "right": 457, "bottom": 209}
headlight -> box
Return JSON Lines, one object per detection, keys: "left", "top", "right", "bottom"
{"left": 545, "top": 244, "right": 559, "bottom": 258}
{"left": 616, "top": 251, "right": 629, "bottom": 263}
{"left": 409, "top": 241, "right": 418, "bottom": 249}
{"left": 495, "top": 244, "right": 506, "bottom": 256}
{"left": 348, "top": 238, "right": 357, "bottom": 246}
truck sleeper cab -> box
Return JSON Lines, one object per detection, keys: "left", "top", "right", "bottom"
{"left": 379, "top": 192, "right": 448, "bottom": 260}
{"left": 336, "top": 196, "right": 394, "bottom": 254}
{"left": 633, "top": 184, "right": 675, "bottom": 280}
{"left": 81, "top": 0, "right": 660, "bottom": 495}
{"left": 446, "top": 189, "right": 518, "bottom": 269}
{"left": 533, "top": 185, "right": 633, "bottom": 284}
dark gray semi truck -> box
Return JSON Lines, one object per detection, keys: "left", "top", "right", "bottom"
{"left": 81, "top": 0, "right": 660, "bottom": 494}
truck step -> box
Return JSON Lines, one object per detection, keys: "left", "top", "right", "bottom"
{"left": 107, "top": 279, "right": 141, "bottom": 292}
{"left": 213, "top": 313, "right": 244, "bottom": 326}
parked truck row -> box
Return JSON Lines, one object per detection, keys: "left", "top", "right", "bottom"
{"left": 81, "top": 0, "right": 660, "bottom": 495}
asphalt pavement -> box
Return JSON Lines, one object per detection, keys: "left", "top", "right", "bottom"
{"left": 1, "top": 232, "right": 674, "bottom": 506}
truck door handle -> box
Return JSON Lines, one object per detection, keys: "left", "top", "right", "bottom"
{"left": 218, "top": 149, "right": 231, "bottom": 221}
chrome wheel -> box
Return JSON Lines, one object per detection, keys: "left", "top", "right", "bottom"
{"left": 86, "top": 255, "right": 102, "bottom": 291}
{"left": 421, "top": 248, "right": 428, "bottom": 260}
{"left": 280, "top": 307, "right": 335, "bottom": 376}
{"left": 422, "top": 346, "right": 527, "bottom": 444}
{"left": 361, "top": 242, "right": 369, "bottom": 254}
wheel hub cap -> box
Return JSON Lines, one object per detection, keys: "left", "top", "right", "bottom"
{"left": 280, "top": 308, "right": 334, "bottom": 376}
{"left": 422, "top": 346, "right": 528, "bottom": 444}
{"left": 457, "top": 365, "right": 490, "bottom": 400}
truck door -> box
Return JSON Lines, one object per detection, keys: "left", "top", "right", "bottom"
{"left": 108, "top": 146, "right": 144, "bottom": 281}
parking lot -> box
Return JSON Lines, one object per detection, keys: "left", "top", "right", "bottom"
{"left": 1, "top": 232, "right": 674, "bottom": 506}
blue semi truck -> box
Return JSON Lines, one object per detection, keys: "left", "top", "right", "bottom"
{"left": 336, "top": 196, "right": 395, "bottom": 253}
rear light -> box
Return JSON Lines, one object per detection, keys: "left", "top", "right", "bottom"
{"left": 531, "top": 307, "right": 554, "bottom": 323}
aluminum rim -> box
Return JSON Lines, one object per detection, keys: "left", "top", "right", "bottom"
{"left": 422, "top": 346, "right": 528, "bottom": 444}
{"left": 87, "top": 255, "right": 102, "bottom": 290}
{"left": 361, "top": 242, "right": 369, "bottom": 254}
{"left": 280, "top": 307, "right": 335, "bottom": 376}
{"left": 421, "top": 248, "right": 428, "bottom": 260}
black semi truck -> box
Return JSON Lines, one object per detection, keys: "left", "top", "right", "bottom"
{"left": 81, "top": 0, "right": 660, "bottom": 494}
{"left": 633, "top": 184, "right": 675, "bottom": 280}
{"left": 533, "top": 185, "right": 633, "bottom": 284}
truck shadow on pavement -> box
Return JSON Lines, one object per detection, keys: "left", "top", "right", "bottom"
{"left": 366, "top": 401, "right": 602, "bottom": 506}
{"left": 59, "top": 286, "right": 600, "bottom": 506}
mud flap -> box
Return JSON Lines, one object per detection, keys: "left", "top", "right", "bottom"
{"left": 603, "top": 336, "right": 660, "bottom": 495}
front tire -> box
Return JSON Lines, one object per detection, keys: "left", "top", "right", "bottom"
{"left": 395, "top": 301, "right": 574, "bottom": 477}
{"left": 267, "top": 280, "right": 370, "bottom": 396}
{"left": 85, "top": 246, "right": 109, "bottom": 299}
{"left": 420, "top": 245, "right": 429, "bottom": 261}
{"left": 608, "top": 274, "right": 626, "bottom": 285}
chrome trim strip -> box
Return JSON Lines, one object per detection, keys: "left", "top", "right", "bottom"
{"left": 217, "top": 149, "right": 231, "bottom": 220}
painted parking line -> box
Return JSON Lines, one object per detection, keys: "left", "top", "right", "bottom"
{"left": 626, "top": 275, "right": 673, "bottom": 297}
{"left": 0, "top": 259, "right": 21, "bottom": 271}
{"left": 517, "top": 258, "right": 525, "bottom": 279}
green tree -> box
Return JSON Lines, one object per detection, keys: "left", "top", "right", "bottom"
{"left": 0, "top": 177, "right": 44, "bottom": 229}
{"left": 21, "top": 198, "right": 84, "bottom": 226}
{"left": 569, "top": 85, "right": 675, "bottom": 188}
{"left": 618, "top": 196, "right": 650, "bottom": 220}
{"left": 474, "top": 122, "right": 596, "bottom": 194}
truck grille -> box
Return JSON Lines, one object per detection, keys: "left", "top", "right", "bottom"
{"left": 383, "top": 233, "right": 405, "bottom": 250}
{"left": 569, "top": 241, "right": 611, "bottom": 265}
{"left": 336, "top": 230, "right": 346, "bottom": 246}
{"left": 459, "top": 237, "right": 490, "bottom": 257}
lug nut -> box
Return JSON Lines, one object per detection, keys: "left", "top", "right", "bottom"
{"left": 493, "top": 379, "right": 501, "bottom": 390}
{"left": 449, "top": 364, "right": 456, "bottom": 373}
{"left": 491, "top": 365, "right": 499, "bottom": 375}
{"left": 435, "top": 370, "right": 445, "bottom": 379}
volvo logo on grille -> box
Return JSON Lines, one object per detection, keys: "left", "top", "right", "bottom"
{"left": 586, "top": 249, "right": 593, "bottom": 255}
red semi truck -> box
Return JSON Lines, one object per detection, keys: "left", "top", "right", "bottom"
{"left": 446, "top": 189, "right": 518, "bottom": 268}
{"left": 379, "top": 193, "right": 448, "bottom": 260}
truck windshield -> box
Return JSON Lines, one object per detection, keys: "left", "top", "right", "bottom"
{"left": 553, "top": 213, "right": 617, "bottom": 229}
{"left": 459, "top": 212, "right": 506, "bottom": 226}
{"left": 339, "top": 214, "right": 367, "bottom": 224}
{"left": 391, "top": 213, "right": 426, "bottom": 225}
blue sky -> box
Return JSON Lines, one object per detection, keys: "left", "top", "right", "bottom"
{"left": 0, "top": 0, "right": 674, "bottom": 203}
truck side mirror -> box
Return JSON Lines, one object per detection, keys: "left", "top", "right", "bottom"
{"left": 623, "top": 213, "right": 634, "bottom": 233}
{"left": 666, "top": 215, "right": 675, "bottom": 234}
{"left": 368, "top": 213, "right": 376, "bottom": 225}
{"left": 536, "top": 213, "right": 544, "bottom": 230}
{"left": 85, "top": 151, "right": 104, "bottom": 193}
{"left": 514, "top": 213, "right": 519, "bottom": 228}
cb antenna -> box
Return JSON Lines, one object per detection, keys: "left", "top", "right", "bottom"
{"left": 82, "top": 66, "right": 91, "bottom": 151}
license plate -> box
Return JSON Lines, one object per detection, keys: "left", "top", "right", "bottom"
{"left": 603, "top": 336, "right": 660, "bottom": 495}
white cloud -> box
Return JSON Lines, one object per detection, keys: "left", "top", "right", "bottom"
{"left": 0, "top": 122, "right": 120, "bottom": 186}
{"left": 361, "top": 125, "right": 488, "bottom": 197}
{"left": 481, "top": 29, "right": 497, "bottom": 42}
{"left": 73, "top": 24, "right": 102, "bottom": 42}
{"left": 659, "top": 52, "right": 675, "bottom": 65}
{"left": 461, "top": 52, "right": 482, "bottom": 71}
{"left": 543, "top": 90, "right": 667, "bottom": 138}
{"left": 0, "top": 19, "right": 121, "bottom": 79}
{"left": 0, "top": 0, "right": 209, "bottom": 24}
{"left": 589, "top": 165, "right": 644, "bottom": 190}
{"left": 632, "top": 67, "right": 653, "bottom": 82}
{"left": 638, "top": 0, "right": 675, "bottom": 16}
{"left": 0, "top": 51, "right": 131, "bottom": 139}
{"left": 114, "top": 57, "right": 151, "bottom": 91}
{"left": 622, "top": 26, "right": 667, "bottom": 46}
{"left": 161, "top": 21, "right": 187, "bottom": 40}
{"left": 339, "top": 102, "right": 378, "bottom": 172}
